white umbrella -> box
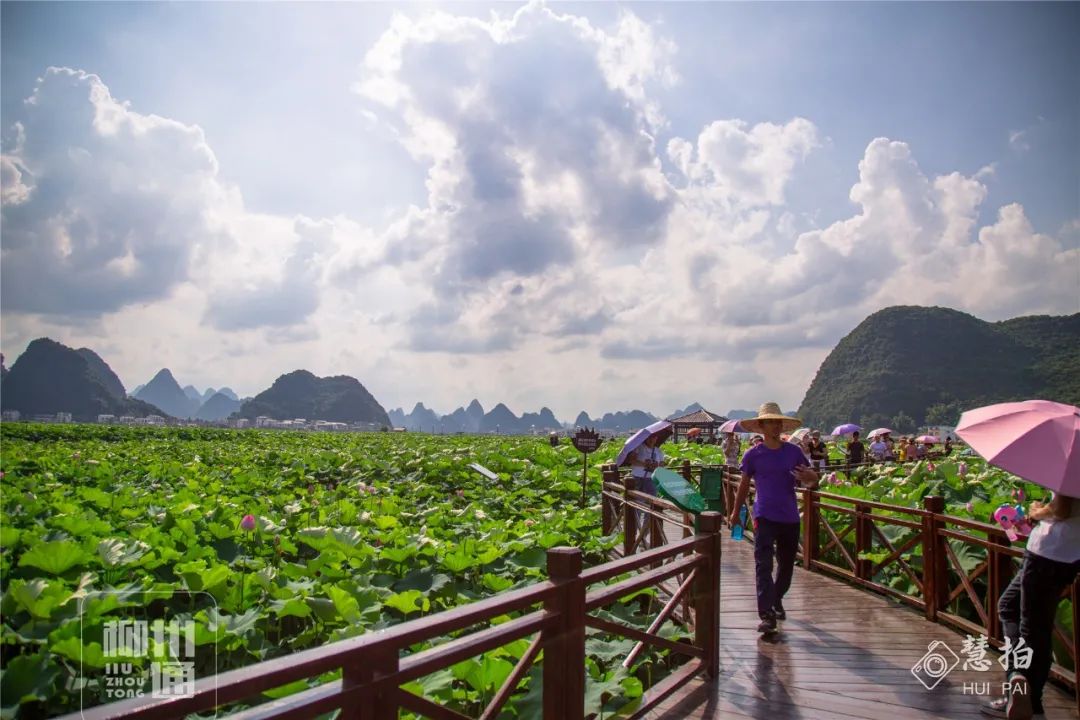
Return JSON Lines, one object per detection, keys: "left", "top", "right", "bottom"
{"left": 867, "top": 427, "right": 893, "bottom": 439}
{"left": 789, "top": 428, "right": 811, "bottom": 443}
{"left": 615, "top": 420, "right": 673, "bottom": 467}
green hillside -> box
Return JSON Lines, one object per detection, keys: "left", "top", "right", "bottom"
{"left": 797, "top": 306, "right": 1080, "bottom": 430}
{"left": 237, "top": 370, "right": 391, "bottom": 426}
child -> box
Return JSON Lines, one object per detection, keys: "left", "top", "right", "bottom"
{"left": 981, "top": 492, "right": 1080, "bottom": 719}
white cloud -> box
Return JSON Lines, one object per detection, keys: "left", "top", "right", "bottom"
{"left": 669, "top": 117, "right": 819, "bottom": 208}
{"left": 1009, "top": 128, "right": 1030, "bottom": 153}
{"left": 1, "top": 7, "right": 1076, "bottom": 420}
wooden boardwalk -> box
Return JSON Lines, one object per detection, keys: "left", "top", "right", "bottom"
{"left": 649, "top": 535, "right": 1078, "bottom": 720}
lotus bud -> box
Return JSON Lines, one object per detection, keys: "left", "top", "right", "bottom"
{"left": 456, "top": 489, "right": 465, "bottom": 497}
{"left": 965, "top": 501, "right": 974, "bottom": 513}
{"left": 524, "top": 519, "right": 535, "bottom": 527}
{"left": 240, "top": 514, "right": 256, "bottom": 531}
{"left": 958, "top": 462, "right": 967, "bottom": 477}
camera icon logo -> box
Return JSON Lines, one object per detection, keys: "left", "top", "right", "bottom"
{"left": 911, "top": 640, "right": 960, "bottom": 690}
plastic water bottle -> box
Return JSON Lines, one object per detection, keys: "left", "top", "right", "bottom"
{"left": 731, "top": 506, "right": 748, "bottom": 541}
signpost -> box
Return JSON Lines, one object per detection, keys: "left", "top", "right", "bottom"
{"left": 571, "top": 428, "right": 603, "bottom": 508}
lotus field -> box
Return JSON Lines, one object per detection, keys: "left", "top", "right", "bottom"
{"left": 0, "top": 424, "right": 1070, "bottom": 718}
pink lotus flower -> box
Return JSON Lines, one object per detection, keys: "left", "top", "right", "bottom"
{"left": 1013, "top": 489, "right": 1025, "bottom": 503}
{"left": 240, "top": 514, "right": 256, "bottom": 531}
{"left": 965, "top": 501, "right": 974, "bottom": 513}
{"left": 958, "top": 462, "right": 968, "bottom": 477}
{"left": 524, "top": 519, "right": 535, "bottom": 527}
{"left": 455, "top": 489, "right": 465, "bottom": 497}
{"left": 926, "top": 462, "right": 936, "bottom": 473}
{"left": 825, "top": 472, "right": 838, "bottom": 486}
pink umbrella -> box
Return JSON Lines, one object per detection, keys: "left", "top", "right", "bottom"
{"left": 955, "top": 400, "right": 1080, "bottom": 496}
{"left": 916, "top": 435, "right": 940, "bottom": 444}
{"left": 867, "top": 427, "right": 893, "bottom": 439}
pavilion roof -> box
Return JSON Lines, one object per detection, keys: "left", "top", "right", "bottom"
{"left": 668, "top": 409, "right": 727, "bottom": 425}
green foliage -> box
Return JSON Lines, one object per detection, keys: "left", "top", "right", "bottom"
{"left": 890, "top": 411, "right": 916, "bottom": 434}
{"left": 0, "top": 424, "right": 647, "bottom": 718}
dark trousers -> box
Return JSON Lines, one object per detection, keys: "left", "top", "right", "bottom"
{"left": 755, "top": 517, "right": 800, "bottom": 618}
{"left": 998, "top": 550, "right": 1080, "bottom": 712}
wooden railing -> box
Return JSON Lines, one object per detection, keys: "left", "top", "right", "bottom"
{"left": 61, "top": 517, "right": 723, "bottom": 720}
{"left": 602, "top": 461, "right": 1080, "bottom": 716}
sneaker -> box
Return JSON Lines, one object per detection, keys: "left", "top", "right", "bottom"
{"left": 981, "top": 699, "right": 1043, "bottom": 720}
{"left": 756, "top": 614, "right": 777, "bottom": 633}
{"left": 773, "top": 602, "right": 786, "bottom": 621}
{"left": 1007, "top": 676, "right": 1033, "bottom": 720}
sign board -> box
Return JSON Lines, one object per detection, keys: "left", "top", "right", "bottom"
{"left": 468, "top": 463, "right": 499, "bottom": 481}
{"left": 572, "top": 428, "right": 602, "bottom": 454}
{"left": 653, "top": 468, "right": 706, "bottom": 514}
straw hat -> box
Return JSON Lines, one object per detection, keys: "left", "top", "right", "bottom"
{"left": 740, "top": 402, "right": 802, "bottom": 434}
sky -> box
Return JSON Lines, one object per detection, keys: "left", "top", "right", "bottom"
{"left": 1, "top": 1, "right": 1078, "bottom": 421}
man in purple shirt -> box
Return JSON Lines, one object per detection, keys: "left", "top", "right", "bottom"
{"left": 728, "top": 403, "right": 819, "bottom": 633}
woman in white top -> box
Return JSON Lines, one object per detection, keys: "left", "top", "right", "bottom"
{"left": 629, "top": 434, "right": 665, "bottom": 497}
{"left": 983, "top": 493, "right": 1080, "bottom": 720}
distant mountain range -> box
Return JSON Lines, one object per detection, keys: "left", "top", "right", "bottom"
{"left": 0, "top": 338, "right": 383, "bottom": 425}
{"left": 389, "top": 400, "right": 747, "bottom": 434}
{"left": 5, "top": 305, "right": 1074, "bottom": 433}
{"left": 798, "top": 306, "right": 1080, "bottom": 430}
{"left": 131, "top": 369, "right": 240, "bottom": 420}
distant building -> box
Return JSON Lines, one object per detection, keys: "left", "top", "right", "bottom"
{"left": 145, "top": 415, "right": 165, "bottom": 425}
{"left": 55, "top": 412, "right": 73, "bottom": 423}
{"left": 33, "top": 414, "right": 54, "bottom": 423}
{"left": 233, "top": 418, "right": 250, "bottom": 429}
{"left": 97, "top": 414, "right": 116, "bottom": 424}
{"left": 2, "top": 410, "right": 21, "bottom": 422}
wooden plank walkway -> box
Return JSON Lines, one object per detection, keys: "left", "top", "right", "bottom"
{"left": 648, "top": 535, "right": 1078, "bottom": 720}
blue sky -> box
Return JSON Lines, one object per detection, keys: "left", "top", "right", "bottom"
{"left": 2, "top": 2, "right": 1077, "bottom": 420}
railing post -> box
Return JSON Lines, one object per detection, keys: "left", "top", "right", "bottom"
{"left": 694, "top": 512, "right": 722, "bottom": 678}
{"left": 855, "top": 502, "right": 872, "bottom": 581}
{"left": 341, "top": 646, "right": 399, "bottom": 720}
{"left": 922, "top": 496, "right": 947, "bottom": 621}
{"left": 543, "top": 548, "right": 585, "bottom": 720}
{"left": 622, "top": 473, "right": 637, "bottom": 557}
{"left": 681, "top": 459, "right": 692, "bottom": 482}
{"left": 987, "top": 534, "right": 1013, "bottom": 643}
{"left": 601, "top": 464, "right": 619, "bottom": 535}
{"left": 802, "top": 487, "right": 818, "bottom": 570}
{"left": 1072, "top": 577, "right": 1079, "bottom": 720}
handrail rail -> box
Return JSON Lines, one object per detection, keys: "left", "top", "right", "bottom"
{"left": 62, "top": 500, "right": 722, "bottom": 720}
